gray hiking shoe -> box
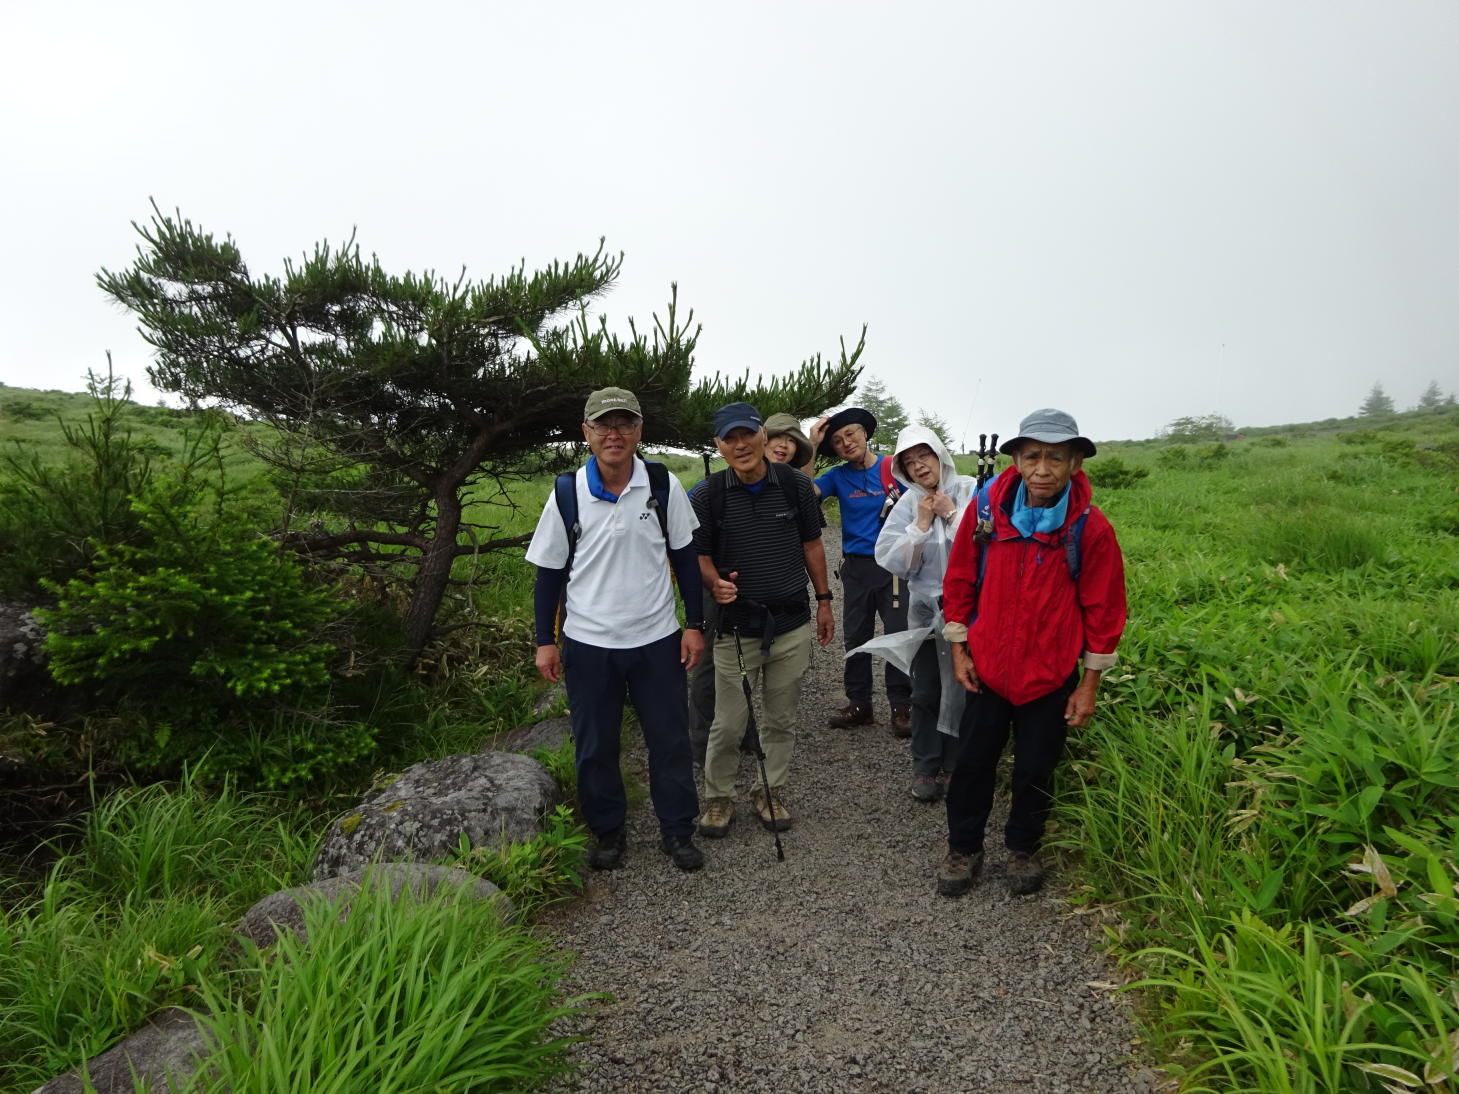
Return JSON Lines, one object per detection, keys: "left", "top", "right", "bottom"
{"left": 936, "top": 849, "right": 984, "bottom": 897}
{"left": 1007, "top": 851, "right": 1046, "bottom": 895}
{"left": 911, "top": 774, "right": 940, "bottom": 802}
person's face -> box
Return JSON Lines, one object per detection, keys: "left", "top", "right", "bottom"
{"left": 900, "top": 444, "right": 940, "bottom": 491}
{"left": 766, "top": 434, "right": 798, "bottom": 463}
{"left": 716, "top": 426, "right": 767, "bottom": 477}
{"left": 582, "top": 412, "right": 642, "bottom": 472}
{"left": 830, "top": 423, "right": 868, "bottom": 464}
{"left": 1016, "top": 441, "right": 1080, "bottom": 506}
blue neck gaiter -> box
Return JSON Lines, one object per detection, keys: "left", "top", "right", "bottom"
{"left": 1010, "top": 481, "right": 1070, "bottom": 537}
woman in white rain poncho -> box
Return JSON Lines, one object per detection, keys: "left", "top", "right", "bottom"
{"left": 871, "top": 426, "right": 978, "bottom": 802}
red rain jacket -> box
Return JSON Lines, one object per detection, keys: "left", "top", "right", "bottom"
{"left": 942, "top": 466, "right": 1127, "bottom": 706}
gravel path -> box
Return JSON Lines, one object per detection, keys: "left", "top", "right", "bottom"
{"left": 541, "top": 529, "right": 1160, "bottom": 1094}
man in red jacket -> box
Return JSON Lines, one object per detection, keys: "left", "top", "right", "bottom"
{"left": 936, "top": 409, "right": 1127, "bottom": 897}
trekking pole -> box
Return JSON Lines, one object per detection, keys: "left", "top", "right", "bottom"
{"left": 976, "top": 434, "right": 989, "bottom": 488}
{"left": 732, "top": 628, "right": 786, "bottom": 862}
{"left": 702, "top": 451, "right": 713, "bottom": 479}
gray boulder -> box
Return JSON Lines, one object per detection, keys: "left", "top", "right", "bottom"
{"left": 493, "top": 714, "right": 573, "bottom": 755}
{"left": 532, "top": 681, "right": 567, "bottom": 715}
{"left": 237, "top": 862, "right": 512, "bottom": 948}
{"left": 311, "top": 751, "right": 559, "bottom": 881}
{"left": 30, "top": 1008, "right": 215, "bottom": 1094}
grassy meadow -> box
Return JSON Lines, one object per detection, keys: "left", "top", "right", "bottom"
{"left": 3, "top": 380, "right": 1457, "bottom": 1091}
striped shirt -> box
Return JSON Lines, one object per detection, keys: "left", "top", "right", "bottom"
{"left": 691, "top": 462, "right": 822, "bottom": 636}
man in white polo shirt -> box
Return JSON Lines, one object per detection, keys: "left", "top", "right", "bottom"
{"left": 527, "top": 387, "right": 708, "bottom": 872}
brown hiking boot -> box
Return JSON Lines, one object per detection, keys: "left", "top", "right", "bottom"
{"left": 936, "top": 848, "right": 984, "bottom": 897}
{"left": 828, "top": 702, "right": 873, "bottom": 729}
{"left": 1007, "top": 851, "right": 1046, "bottom": 895}
{"left": 890, "top": 707, "right": 912, "bottom": 738}
{"left": 751, "top": 786, "right": 793, "bottom": 832}
{"left": 697, "top": 797, "right": 735, "bottom": 838}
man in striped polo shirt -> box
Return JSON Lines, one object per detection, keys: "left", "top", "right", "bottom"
{"left": 694, "top": 402, "right": 835, "bottom": 837}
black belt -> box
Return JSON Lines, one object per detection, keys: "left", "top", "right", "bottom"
{"left": 843, "top": 552, "right": 874, "bottom": 560}
{"left": 723, "top": 595, "right": 808, "bottom": 654}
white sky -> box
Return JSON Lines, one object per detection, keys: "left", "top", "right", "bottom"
{"left": 3, "top": 0, "right": 1456, "bottom": 444}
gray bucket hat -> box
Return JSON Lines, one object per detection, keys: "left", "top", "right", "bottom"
{"left": 763, "top": 413, "right": 813, "bottom": 466}
{"left": 999, "top": 408, "right": 1096, "bottom": 457}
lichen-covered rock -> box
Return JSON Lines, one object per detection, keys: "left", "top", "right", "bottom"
{"left": 493, "top": 715, "right": 573, "bottom": 755}
{"left": 311, "top": 752, "right": 558, "bottom": 881}
{"left": 237, "top": 862, "right": 512, "bottom": 948}
{"left": 29, "top": 1007, "right": 215, "bottom": 1094}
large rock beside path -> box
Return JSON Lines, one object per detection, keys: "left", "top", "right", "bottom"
{"left": 238, "top": 862, "right": 513, "bottom": 948}
{"left": 29, "top": 1008, "right": 215, "bottom": 1094}
{"left": 311, "top": 751, "right": 559, "bottom": 881}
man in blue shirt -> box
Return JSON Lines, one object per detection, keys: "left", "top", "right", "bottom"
{"left": 809, "top": 407, "right": 912, "bottom": 734}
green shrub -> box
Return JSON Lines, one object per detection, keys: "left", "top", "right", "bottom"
{"left": 1085, "top": 455, "right": 1150, "bottom": 490}
{"left": 1, "top": 399, "right": 48, "bottom": 421}
{"left": 39, "top": 493, "right": 338, "bottom": 705}
{"left": 1157, "top": 445, "right": 1191, "bottom": 468}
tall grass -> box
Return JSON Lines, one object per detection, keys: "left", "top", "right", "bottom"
{"left": 0, "top": 773, "right": 309, "bottom": 1091}
{"left": 174, "top": 880, "right": 584, "bottom": 1093}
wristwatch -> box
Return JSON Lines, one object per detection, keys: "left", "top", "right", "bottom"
{"left": 685, "top": 620, "right": 707, "bottom": 632}
{"left": 815, "top": 591, "right": 833, "bottom": 602}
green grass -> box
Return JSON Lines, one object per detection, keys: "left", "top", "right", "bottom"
{"left": 174, "top": 879, "right": 584, "bottom": 1093}
{"left": 0, "top": 773, "right": 311, "bottom": 1092}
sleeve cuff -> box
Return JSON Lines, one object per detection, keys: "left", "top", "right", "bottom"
{"left": 1083, "top": 651, "right": 1118, "bottom": 671}
{"left": 942, "top": 621, "right": 969, "bottom": 643}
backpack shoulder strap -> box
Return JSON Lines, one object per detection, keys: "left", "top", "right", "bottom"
{"left": 644, "top": 460, "right": 672, "bottom": 545}
{"left": 554, "top": 471, "right": 580, "bottom": 575}
{"left": 706, "top": 467, "right": 732, "bottom": 561}
{"left": 974, "top": 481, "right": 995, "bottom": 587}
{"left": 1065, "top": 507, "right": 1091, "bottom": 583}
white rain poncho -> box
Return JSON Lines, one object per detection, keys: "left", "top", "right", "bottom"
{"left": 849, "top": 425, "right": 978, "bottom": 736}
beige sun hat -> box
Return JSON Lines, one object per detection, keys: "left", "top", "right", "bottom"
{"left": 763, "top": 413, "right": 814, "bottom": 466}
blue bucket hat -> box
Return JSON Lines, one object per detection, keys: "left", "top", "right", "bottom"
{"left": 999, "top": 408, "right": 1096, "bottom": 458}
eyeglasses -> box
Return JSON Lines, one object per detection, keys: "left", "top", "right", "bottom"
{"left": 584, "top": 418, "right": 642, "bottom": 437}
{"left": 903, "top": 451, "right": 938, "bottom": 467}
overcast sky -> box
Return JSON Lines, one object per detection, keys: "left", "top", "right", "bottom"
{"left": 4, "top": 1, "right": 1457, "bottom": 444}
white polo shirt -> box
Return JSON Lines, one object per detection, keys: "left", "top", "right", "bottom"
{"left": 525, "top": 457, "right": 699, "bottom": 649}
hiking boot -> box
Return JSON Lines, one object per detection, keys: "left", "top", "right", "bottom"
{"left": 586, "top": 827, "right": 626, "bottom": 870}
{"left": 697, "top": 797, "right": 735, "bottom": 839}
{"left": 828, "top": 702, "right": 873, "bottom": 729}
{"left": 911, "top": 774, "right": 940, "bottom": 802}
{"left": 1007, "top": 851, "right": 1046, "bottom": 895}
{"left": 751, "top": 786, "right": 793, "bottom": 832}
{"left": 936, "top": 849, "right": 984, "bottom": 897}
{"left": 890, "top": 707, "right": 912, "bottom": 738}
{"left": 660, "top": 834, "right": 705, "bottom": 872}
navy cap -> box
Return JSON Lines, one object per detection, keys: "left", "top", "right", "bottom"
{"left": 713, "top": 401, "right": 764, "bottom": 439}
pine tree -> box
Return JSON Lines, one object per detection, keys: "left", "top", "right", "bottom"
{"left": 1359, "top": 383, "right": 1395, "bottom": 417}
{"left": 854, "top": 375, "right": 910, "bottom": 447}
{"left": 100, "top": 204, "right": 864, "bottom": 661}
{"left": 1416, "top": 380, "right": 1445, "bottom": 411}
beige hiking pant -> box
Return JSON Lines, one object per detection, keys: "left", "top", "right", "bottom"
{"left": 702, "top": 622, "right": 812, "bottom": 799}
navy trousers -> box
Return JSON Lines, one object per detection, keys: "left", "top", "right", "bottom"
{"left": 562, "top": 631, "right": 699, "bottom": 839}
{"left": 945, "top": 671, "right": 1078, "bottom": 855}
